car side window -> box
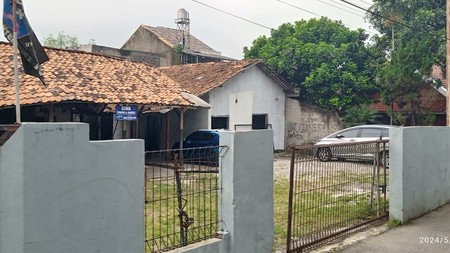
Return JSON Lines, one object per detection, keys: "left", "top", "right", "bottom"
{"left": 205, "top": 133, "right": 215, "bottom": 141}
{"left": 199, "top": 133, "right": 213, "bottom": 141}
{"left": 361, "top": 128, "right": 383, "bottom": 138}
{"left": 334, "top": 129, "right": 359, "bottom": 138}
{"left": 186, "top": 132, "right": 202, "bottom": 141}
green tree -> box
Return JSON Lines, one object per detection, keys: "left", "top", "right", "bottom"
{"left": 378, "top": 40, "right": 435, "bottom": 125}
{"left": 367, "top": 0, "right": 445, "bottom": 65}
{"left": 244, "top": 17, "right": 378, "bottom": 111}
{"left": 366, "top": 0, "right": 445, "bottom": 125}
{"left": 343, "top": 104, "right": 381, "bottom": 127}
{"left": 43, "top": 31, "right": 80, "bottom": 49}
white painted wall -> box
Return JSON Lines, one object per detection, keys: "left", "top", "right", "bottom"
{"left": 390, "top": 127, "right": 450, "bottom": 223}
{"left": 0, "top": 123, "right": 144, "bottom": 253}
{"left": 208, "top": 66, "right": 286, "bottom": 150}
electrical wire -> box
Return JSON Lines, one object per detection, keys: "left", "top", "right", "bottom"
{"left": 276, "top": 0, "right": 321, "bottom": 17}
{"left": 355, "top": 0, "right": 372, "bottom": 6}
{"left": 191, "top": 0, "right": 376, "bottom": 35}
{"left": 191, "top": 0, "right": 272, "bottom": 30}
{"left": 276, "top": 0, "right": 377, "bottom": 35}
{"left": 339, "top": 0, "right": 447, "bottom": 41}
{"left": 339, "top": 0, "right": 414, "bottom": 30}
{"left": 317, "top": 0, "right": 365, "bottom": 18}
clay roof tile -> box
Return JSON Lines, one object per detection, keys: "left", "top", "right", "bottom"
{"left": 0, "top": 42, "right": 192, "bottom": 107}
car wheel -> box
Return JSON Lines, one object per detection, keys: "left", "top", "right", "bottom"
{"left": 317, "top": 148, "right": 332, "bottom": 162}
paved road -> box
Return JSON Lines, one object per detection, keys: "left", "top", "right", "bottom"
{"left": 340, "top": 204, "right": 450, "bottom": 253}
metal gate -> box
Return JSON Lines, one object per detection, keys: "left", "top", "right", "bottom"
{"left": 287, "top": 140, "right": 389, "bottom": 252}
{"left": 144, "top": 146, "right": 224, "bottom": 253}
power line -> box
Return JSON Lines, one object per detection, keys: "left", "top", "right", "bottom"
{"left": 276, "top": 0, "right": 321, "bottom": 17}
{"left": 191, "top": 0, "right": 376, "bottom": 36}
{"left": 355, "top": 0, "right": 372, "bottom": 6}
{"left": 339, "top": 0, "right": 415, "bottom": 30}
{"left": 192, "top": 0, "right": 272, "bottom": 30}
{"left": 330, "top": 0, "right": 368, "bottom": 15}
{"left": 316, "top": 0, "right": 365, "bottom": 18}
{"left": 276, "top": 0, "right": 377, "bottom": 35}
{"left": 339, "top": 0, "right": 447, "bottom": 41}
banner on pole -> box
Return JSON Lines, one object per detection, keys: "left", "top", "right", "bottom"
{"left": 3, "top": 0, "right": 49, "bottom": 83}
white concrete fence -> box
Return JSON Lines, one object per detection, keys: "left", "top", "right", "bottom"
{"left": 3, "top": 123, "right": 450, "bottom": 252}
{"left": 390, "top": 127, "right": 450, "bottom": 223}
{"left": 0, "top": 123, "right": 274, "bottom": 253}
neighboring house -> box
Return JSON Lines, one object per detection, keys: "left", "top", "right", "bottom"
{"left": 370, "top": 88, "right": 446, "bottom": 125}
{"left": 122, "top": 25, "right": 234, "bottom": 66}
{"left": 159, "top": 59, "right": 295, "bottom": 150}
{"left": 0, "top": 42, "right": 199, "bottom": 148}
{"left": 370, "top": 65, "right": 447, "bottom": 126}
{"left": 79, "top": 44, "right": 165, "bottom": 67}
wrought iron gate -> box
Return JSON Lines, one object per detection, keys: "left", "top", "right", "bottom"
{"left": 144, "top": 146, "right": 224, "bottom": 253}
{"left": 287, "top": 140, "right": 389, "bottom": 252}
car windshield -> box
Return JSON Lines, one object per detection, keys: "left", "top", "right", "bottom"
{"left": 323, "top": 126, "right": 392, "bottom": 140}
{"left": 186, "top": 131, "right": 216, "bottom": 142}
{"left": 333, "top": 129, "right": 359, "bottom": 138}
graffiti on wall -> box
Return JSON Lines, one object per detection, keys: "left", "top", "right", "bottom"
{"left": 285, "top": 99, "right": 344, "bottom": 148}
{"left": 286, "top": 117, "right": 341, "bottom": 146}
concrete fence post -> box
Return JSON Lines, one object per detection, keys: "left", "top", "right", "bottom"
{"left": 219, "top": 130, "right": 274, "bottom": 253}
{"left": 390, "top": 127, "right": 450, "bottom": 223}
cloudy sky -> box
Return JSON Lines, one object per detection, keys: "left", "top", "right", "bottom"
{"left": 4, "top": 0, "right": 376, "bottom": 59}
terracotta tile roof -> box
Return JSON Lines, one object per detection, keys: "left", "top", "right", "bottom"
{"left": 0, "top": 42, "right": 192, "bottom": 107}
{"left": 370, "top": 87, "right": 446, "bottom": 113}
{"left": 159, "top": 59, "right": 293, "bottom": 96}
{"left": 142, "top": 25, "right": 221, "bottom": 55}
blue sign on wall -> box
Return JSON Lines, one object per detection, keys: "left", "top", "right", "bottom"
{"left": 115, "top": 105, "right": 138, "bottom": 121}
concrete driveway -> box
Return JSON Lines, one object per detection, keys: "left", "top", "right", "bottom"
{"left": 339, "top": 204, "right": 450, "bottom": 253}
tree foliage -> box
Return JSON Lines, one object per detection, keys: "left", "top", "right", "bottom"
{"left": 343, "top": 104, "right": 381, "bottom": 127}
{"left": 366, "top": 0, "right": 445, "bottom": 125}
{"left": 244, "top": 17, "right": 378, "bottom": 111}
{"left": 43, "top": 31, "right": 80, "bottom": 49}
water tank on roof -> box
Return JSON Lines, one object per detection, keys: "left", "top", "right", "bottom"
{"left": 176, "top": 8, "right": 190, "bottom": 24}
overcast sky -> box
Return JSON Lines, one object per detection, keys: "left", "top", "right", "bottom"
{"left": 3, "top": 0, "right": 376, "bottom": 59}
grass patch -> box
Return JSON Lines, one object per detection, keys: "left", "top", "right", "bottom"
{"left": 273, "top": 178, "right": 290, "bottom": 250}
{"left": 273, "top": 171, "right": 388, "bottom": 251}
{"left": 387, "top": 219, "right": 402, "bottom": 228}
{"left": 145, "top": 174, "right": 219, "bottom": 253}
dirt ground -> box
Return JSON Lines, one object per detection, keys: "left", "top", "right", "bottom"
{"left": 273, "top": 152, "right": 292, "bottom": 178}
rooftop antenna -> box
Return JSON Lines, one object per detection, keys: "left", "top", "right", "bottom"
{"left": 175, "top": 8, "right": 190, "bottom": 50}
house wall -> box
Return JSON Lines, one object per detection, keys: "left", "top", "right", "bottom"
{"left": 390, "top": 127, "right": 450, "bottom": 223}
{"left": 121, "top": 27, "right": 172, "bottom": 66}
{"left": 79, "top": 44, "right": 163, "bottom": 67}
{"left": 208, "top": 66, "right": 286, "bottom": 150}
{"left": 285, "top": 99, "right": 344, "bottom": 147}
{"left": 0, "top": 123, "right": 144, "bottom": 253}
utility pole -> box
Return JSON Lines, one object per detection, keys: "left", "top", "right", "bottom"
{"left": 447, "top": 0, "right": 450, "bottom": 125}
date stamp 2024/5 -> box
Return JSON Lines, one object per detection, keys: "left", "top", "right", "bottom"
{"left": 419, "top": 236, "right": 450, "bottom": 244}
